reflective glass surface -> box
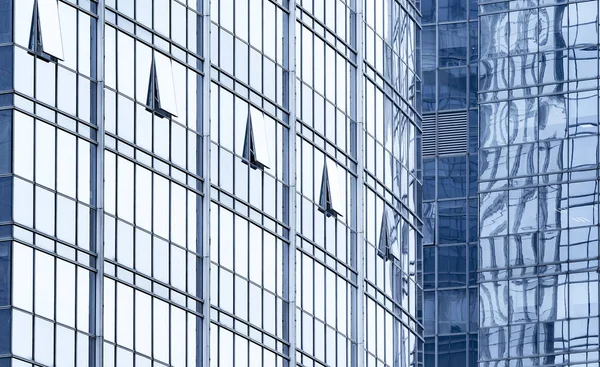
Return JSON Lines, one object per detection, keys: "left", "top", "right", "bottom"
{"left": 4, "top": 0, "right": 423, "bottom": 366}
{"left": 478, "top": 1, "right": 600, "bottom": 365}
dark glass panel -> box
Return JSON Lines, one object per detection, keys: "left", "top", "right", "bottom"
{"left": 423, "top": 158, "right": 436, "bottom": 200}
{"left": 0, "top": 242, "right": 8, "bottom": 306}
{"left": 424, "top": 337, "right": 436, "bottom": 367}
{"left": 0, "top": 225, "right": 9, "bottom": 239}
{"left": 421, "top": 0, "right": 436, "bottom": 24}
{"left": 469, "top": 64, "right": 478, "bottom": 108}
{"left": 437, "top": 156, "right": 467, "bottom": 199}
{"left": 438, "top": 199, "right": 467, "bottom": 244}
{"left": 422, "top": 70, "right": 436, "bottom": 112}
{"left": 468, "top": 334, "right": 478, "bottom": 365}
{"left": 468, "top": 153, "right": 478, "bottom": 195}
{"left": 0, "top": 0, "right": 11, "bottom": 43}
{"left": 424, "top": 291, "right": 435, "bottom": 334}
{"left": 424, "top": 245, "right": 436, "bottom": 289}
{"left": 469, "top": 288, "right": 478, "bottom": 332}
{"left": 423, "top": 202, "right": 436, "bottom": 245}
{"left": 438, "top": 245, "right": 467, "bottom": 287}
{"left": 0, "top": 309, "right": 9, "bottom": 353}
{"left": 468, "top": 243, "right": 477, "bottom": 283}
{"left": 438, "top": 290, "right": 467, "bottom": 333}
{"left": 439, "top": 23, "right": 467, "bottom": 67}
{"left": 0, "top": 46, "right": 11, "bottom": 91}
{"left": 469, "top": 21, "right": 478, "bottom": 63}
{"left": 423, "top": 26, "right": 436, "bottom": 70}
{"left": 0, "top": 110, "right": 10, "bottom": 174}
{"left": 0, "top": 177, "right": 10, "bottom": 222}
{"left": 438, "top": 67, "right": 467, "bottom": 110}
{"left": 439, "top": 0, "right": 467, "bottom": 21}
{"left": 468, "top": 198, "right": 478, "bottom": 242}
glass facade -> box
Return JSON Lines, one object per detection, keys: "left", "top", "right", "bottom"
{"left": 0, "top": 0, "right": 423, "bottom": 366}
{"left": 478, "top": 0, "right": 600, "bottom": 366}
{"left": 420, "top": 0, "right": 478, "bottom": 364}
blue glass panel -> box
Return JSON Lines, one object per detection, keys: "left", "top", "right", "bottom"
{"left": 0, "top": 308, "right": 9, "bottom": 353}
{"left": 469, "top": 243, "right": 477, "bottom": 283}
{"left": 0, "top": 242, "right": 8, "bottom": 306}
{"left": 469, "top": 0, "right": 478, "bottom": 20}
{"left": 468, "top": 198, "right": 478, "bottom": 242}
{"left": 423, "top": 26, "right": 436, "bottom": 70}
{"left": 422, "top": 70, "right": 436, "bottom": 112}
{"left": 438, "top": 335, "right": 467, "bottom": 365}
{"left": 437, "top": 156, "right": 467, "bottom": 199}
{"left": 0, "top": 110, "right": 10, "bottom": 174}
{"left": 424, "top": 246, "right": 436, "bottom": 289}
{"left": 439, "top": 0, "right": 467, "bottom": 21}
{"left": 468, "top": 334, "right": 478, "bottom": 365}
{"left": 421, "top": 0, "right": 436, "bottom": 24}
{"left": 0, "top": 47, "right": 11, "bottom": 91}
{"left": 468, "top": 150, "right": 478, "bottom": 192}
{"left": 438, "top": 68, "right": 467, "bottom": 110}
{"left": 0, "top": 0, "right": 11, "bottom": 43}
{"left": 439, "top": 23, "right": 467, "bottom": 67}
{"left": 0, "top": 93, "right": 11, "bottom": 107}
{"left": 0, "top": 225, "right": 9, "bottom": 239}
{"left": 424, "top": 158, "right": 436, "bottom": 200}
{"left": 438, "top": 199, "right": 467, "bottom": 244}
{"left": 423, "top": 202, "right": 436, "bottom": 245}
{"left": 438, "top": 245, "right": 467, "bottom": 287}
{"left": 469, "top": 22, "right": 478, "bottom": 63}
{"left": 424, "top": 291, "right": 435, "bottom": 335}
{"left": 469, "top": 64, "right": 478, "bottom": 107}
{"left": 469, "top": 288, "right": 478, "bottom": 332}
{"left": 438, "top": 290, "right": 467, "bottom": 333}
{"left": 424, "top": 337, "right": 436, "bottom": 367}
{"left": 0, "top": 178, "right": 10, "bottom": 222}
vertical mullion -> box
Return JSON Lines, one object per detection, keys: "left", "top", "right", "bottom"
{"left": 354, "top": 0, "right": 365, "bottom": 365}
{"left": 201, "top": 0, "right": 212, "bottom": 364}
{"left": 281, "top": 0, "right": 296, "bottom": 365}
{"left": 94, "top": 0, "right": 105, "bottom": 366}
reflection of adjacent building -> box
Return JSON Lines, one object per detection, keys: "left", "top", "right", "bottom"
{"left": 478, "top": 1, "right": 600, "bottom": 365}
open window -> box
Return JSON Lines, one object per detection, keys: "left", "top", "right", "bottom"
{"left": 318, "top": 158, "right": 344, "bottom": 217}
{"left": 242, "top": 108, "right": 271, "bottom": 170}
{"left": 146, "top": 52, "right": 178, "bottom": 118}
{"left": 377, "top": 206, "right": 400, "bottom": 261}
{"left": 29, "top": 0, "right": 64, "bottom": 62}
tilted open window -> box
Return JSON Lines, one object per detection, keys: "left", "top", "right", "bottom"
{"left": 29, "top": 0, "right": 64, "bottom": 61}
{"left": 146, "top": 52, "right": 178, "bottom": 118}
{"left": 242, "top": 108, "right": 271, "bottom": 170}
{"left": 377, "top": 206, "right": 400, "bottom": 261}
{"left": 318, "top": 158, "right": 344, "bottom": 217}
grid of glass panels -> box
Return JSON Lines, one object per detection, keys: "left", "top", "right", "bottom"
{"left": 478, "top": 0, "right": 600, "bottom": 365}
{"left": 421, "top": 0, "right": 478, "bottom": 113}
{"left": 3, "top": 0, "right": 424, "bottom": 366}
{"left": 5, "top": 0, "right": 99, "bottom": 365}
{"left": 103, "top": 0, "right": 204, "bottom": 365}
{"left": 362, "top": 0, "right": 423, "bottom": 366}
{"left": 209, "top": 0, "right": 292, "bottom": 365}
{"left": 420, "top": 0, "right": 479, "bottom": 363}
{"left": 422, "top": 155, "right": 478, "bottom": 367}
{"left": 295, "top": 0, "right": 360, "bottom": 365}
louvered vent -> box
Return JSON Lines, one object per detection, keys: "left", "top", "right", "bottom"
{"left": 422, "top": 111, "right": 468, "bottom": 156}
{"left": 422, "top": 114, "right": 436, "bottom": 157}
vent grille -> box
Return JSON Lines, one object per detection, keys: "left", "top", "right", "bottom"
{"left": 422, "top": 114, "right": 436, "bottom": 157}
{"left": 422, "top": 111, "right": 468, "bottom": 156}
